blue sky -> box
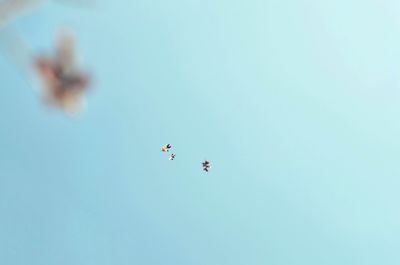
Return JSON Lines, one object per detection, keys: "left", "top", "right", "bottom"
{"left": 1, "top": 0, "right": 400, "bottom": 264}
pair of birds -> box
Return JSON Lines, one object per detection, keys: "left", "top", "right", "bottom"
{"left": 161, "top": 144, "right": 175, "bottom": 160}
{"left": 161, "top": 144, "right": 211, "bottom": 172}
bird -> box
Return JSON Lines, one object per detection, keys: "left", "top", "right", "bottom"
{"left": 161, "top": 144, "right": 171, "bottom": 152}
{"left": 34, "top": 31, "right": 90, "bottom": 114}
{"left": 202, "top": 160, "right": 211, "bottom": 172}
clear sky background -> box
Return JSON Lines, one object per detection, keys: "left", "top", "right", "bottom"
{"left": 1, "top": 0, "right": 400, "bottom": 264}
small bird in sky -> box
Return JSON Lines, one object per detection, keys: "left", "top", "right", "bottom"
{"left": 169, "top": 154, "right": 176, "bottom": 161}
{"left": 202, "top": 160, "right": 211, "bottom": 172}
{"left": 161, "top": 144, "right": 171, "bottom": 152}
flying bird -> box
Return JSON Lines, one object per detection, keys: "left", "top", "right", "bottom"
{"left": 202, "top": 160, "right": 211, "bottom": 172}
{"left": 34, "top": 31, "right": 91, "bottom": 114}
{"left": 161, "top": 144, "right": 171, "bottom": 152}
{"left": 169, "top": 154, "right": 176, "bottom": 161}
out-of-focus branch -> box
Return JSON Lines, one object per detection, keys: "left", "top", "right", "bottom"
{"left": 0, "top": 0, "right": 42, "bottom": 28}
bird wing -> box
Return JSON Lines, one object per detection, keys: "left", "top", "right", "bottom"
{"left": 55, "top": 30, "right": 76, "bottom": 70}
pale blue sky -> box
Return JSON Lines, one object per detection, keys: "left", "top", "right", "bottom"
{"left": 1, "top": 0, "right": 400, "bottom": 264}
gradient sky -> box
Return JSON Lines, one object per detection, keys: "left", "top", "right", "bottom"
{"left": 1, "top": 0, "right": 400, "bottom": 264}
